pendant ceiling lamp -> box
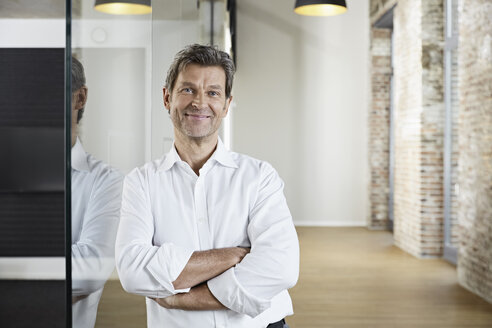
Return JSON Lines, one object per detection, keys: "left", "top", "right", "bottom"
{"left": 94, "top": 0, "right": 152, "bottom": 15}
{"left": 294, "top": 0, "right": 347, "bottom": 16}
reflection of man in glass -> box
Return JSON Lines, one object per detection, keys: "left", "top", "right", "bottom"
{"left": 116, "top": 44, "right": 299, "bottom": 328}
{"left": 71, "top": 57, "right": 123, "bottom": 328}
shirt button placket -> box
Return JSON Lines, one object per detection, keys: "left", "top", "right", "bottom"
{"left": 214, "top": 311, "right": 227, "bottom": 328}
{"left": 194, "top": 176, "right": 211, "bottom": 250}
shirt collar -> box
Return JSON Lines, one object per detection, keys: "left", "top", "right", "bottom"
{"left": 159, "top": 137, "right": 238, "bottom": 172}
{"left": 71, "top": 137, "right": 90, "bottom": 172}
{"left": 211, "top": 138, "right": 239, "bottom": 169}
{"left": 159, "top": 141, "right": 182, "bottom": 172}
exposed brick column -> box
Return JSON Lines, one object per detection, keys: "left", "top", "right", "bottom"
{"left": 368, "top": 28, "right": 392, "bottom": 229}
{"left": 419, "top": 0, "right": 445, "bottom": 256}
{"left": 391, "top": 0, "right": 444, "bottom": 258}
{"left": 392, "top": 0, "right": 424, "bottom": 257}
{"left": 457, "top": 0, "right": 492, "bottom": 304}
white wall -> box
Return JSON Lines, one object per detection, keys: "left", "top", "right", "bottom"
{"left": 73, "top": 19, "right": 152, "bottom": 173}
{"left": 233, "top": 0, "right": 370, "bottom": 226}
{"left": 0, "top": 19, "right": 64, "bottom": 47}
{"left": 80, "top": 47, "right": 147, "bottom": 174}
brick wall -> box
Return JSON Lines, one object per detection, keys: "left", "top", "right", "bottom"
{"left": 369, "top": 0, "right": 492, "bottom": 303}
{"left": 368, "top": 28, "right": 391, "bottom": 229}
{"left": 392, "top": 0, "right": 425, "bottom": 257}
{"left": 419, "top": 0, "right": 445, "bottom": 257}
{"left": 457, "top": 0, "right": 492, "bottom": 304}
{"left": 369, "top": 0, "right": 445, "bottom": 257}
{"left": 449, "top": 12, "right": 460, "bottom": 248}
{"left": 443, "top": 0, "right": 460, "bottom": 250}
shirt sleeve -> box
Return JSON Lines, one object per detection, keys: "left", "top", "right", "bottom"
{"left": 72, "top": 168, "right": 123, "bottom": 296}
{"left": 115, "top": 168, "right": 194, "bottom": 298}
{"left": 207, "top": 162, "right": 300, "bottom": 318}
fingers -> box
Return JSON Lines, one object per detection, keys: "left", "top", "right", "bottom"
{"left": 235, "top": 246, "right": 250, "bottom": 262}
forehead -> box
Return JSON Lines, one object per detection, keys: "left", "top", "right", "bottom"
{"left": 176, "top": 64, "right": 226, "bottom": 88}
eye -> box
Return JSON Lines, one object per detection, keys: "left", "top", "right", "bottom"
{"left": 181, "top": 87, "right": 193, "bottom": 93}
{"left": 208, "top": 91, "right": 219, "bottom": 97}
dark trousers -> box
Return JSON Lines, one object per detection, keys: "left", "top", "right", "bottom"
{"left": 267, "top": 318, "right": 286, "bottom": 328}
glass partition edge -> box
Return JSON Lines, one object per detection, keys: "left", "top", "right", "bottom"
{"left": 65, "top": 0, "right": 72, "bottom": 326}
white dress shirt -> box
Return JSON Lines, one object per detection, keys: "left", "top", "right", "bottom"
{"left": 116, "top": 138, "right": 299, "bottom": 328}
{"left": 72, "top": 138, "right": 123, "bottom": 328}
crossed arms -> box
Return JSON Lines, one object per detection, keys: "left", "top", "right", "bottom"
{"left": 151, "top": 247, "right": 250, "bottom": 310}
{"left": 115, "top": 162, "right": 299, "bottom": 317}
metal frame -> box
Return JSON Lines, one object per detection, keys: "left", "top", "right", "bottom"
{"left": 65, "top": 0, "right": 72, "bottom": 325}
{"left": 388, "top": 29, "right": 395, "bottom": 231}
{"left": 443, "top": 0, "right": 458, "bottom": 265}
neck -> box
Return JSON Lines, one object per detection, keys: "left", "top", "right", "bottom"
{"left": 71, "top": 123, "right": 78, "bottom": 148}
{"left": 174, "top": 131, "right": 218, "bottom": 176}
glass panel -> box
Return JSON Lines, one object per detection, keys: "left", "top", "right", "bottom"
{"left": 67, "top": 0, "right": 237, "bottom": 326}
{"left": 70, "top": 0, "right": 234, "bottom": 325}
{"left": 70, "top": 1, "right": 152, "bottom": 327}
{"left": 0, "top": 0, "right": 67, "bottom": 326}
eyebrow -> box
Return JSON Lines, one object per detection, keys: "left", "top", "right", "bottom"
{"left": 208, "top": 84, "right": 223, "bottom": 90}
{"left": 178, "top": 82, "right": 223, "bottom": 90}
{"left": 178, "top": 82, "right": 196, "bottom": 88}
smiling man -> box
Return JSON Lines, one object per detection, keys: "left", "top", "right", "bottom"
{"left": 116, "top": 44, "right": 299, "bottom": 328}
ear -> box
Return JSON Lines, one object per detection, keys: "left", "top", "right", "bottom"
{"left": 223, "top": 95, "right": 233, "bottom": 117}
{"left": 74, "top": 86, "right": 88, "bottom": 110}
{"left": 163, "top": 87, "right": 171, "bottom": 111}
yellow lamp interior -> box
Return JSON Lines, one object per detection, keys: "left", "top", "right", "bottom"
{"left": 294, "top": 4, "right": 347, "bottom": 16}
{"left": 94, "top": 3, "right": 152, "bottom": 15}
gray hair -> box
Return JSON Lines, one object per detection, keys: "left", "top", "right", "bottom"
{"left": 165, "top": 44, "right": 235, "bottom": 98}
{"left": 71, "top": 56, "right": 86, "bottom": 123}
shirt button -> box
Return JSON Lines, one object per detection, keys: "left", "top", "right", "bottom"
{"left": 197, "top": 217, "right": 204, "bottom": 223}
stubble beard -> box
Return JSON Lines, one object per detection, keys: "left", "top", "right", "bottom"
{"left": 172, "top": 107, "right": 220, "bottom": 141}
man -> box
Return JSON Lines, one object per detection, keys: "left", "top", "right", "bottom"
{"left": 116, "top": 44, "right": 299, "bottom": 328}
{"left": 71, "top": 57, "right": 123, "bottom": 328}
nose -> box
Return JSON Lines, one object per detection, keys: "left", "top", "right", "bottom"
{"left": 191, "top": 92, "right": 206, "bottom": 110}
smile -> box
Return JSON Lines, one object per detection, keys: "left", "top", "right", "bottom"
{"left": 184, "top": 113, "right": 211, "bottom": 120}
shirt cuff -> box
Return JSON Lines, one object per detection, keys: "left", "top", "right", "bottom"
{"left": 145, "top": 243, "right": 194, "bottom": 297}
{"left": 207, "top": 267, "right": 271, "bottom": 318}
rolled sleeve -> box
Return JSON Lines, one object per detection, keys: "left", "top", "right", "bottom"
{"left": 207, "top": 267, "right": 271, "bottom": 318}
{"left": 209, "top": 162, "right": 299, "bottom": 317}
{"left": 146, "top": 243, "right": 194, "bottom": 294}
{"left": 116, "top": 242, "right": 193, "bottom": 298}
{"left": 116, "top": 167, "right": 194, "bottom": 298}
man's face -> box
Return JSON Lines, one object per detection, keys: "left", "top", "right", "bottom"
{"left": 163, "top": 64, "right": 231, "bottom": 140}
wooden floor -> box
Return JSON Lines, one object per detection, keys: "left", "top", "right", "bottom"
{"left": 95, "top": 227, "right": 492, "bottom": 327}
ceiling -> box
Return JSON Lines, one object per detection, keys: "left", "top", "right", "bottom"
{"left": 0, "top": 0, "right": 80, "bottom": 18}
{"left": 0, "top": 0, "right": 201, "bottom": 20}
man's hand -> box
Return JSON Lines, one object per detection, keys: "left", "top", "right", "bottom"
{"left": 172, "top": 246, "right": 250, "bottom": 290}
{"left": 235, "top": 246, "right": 250, "bottom": 262}
{"left": 151, "top": 294, "right": 178, "bottom": 309}
{"left": 152, "top": 283, "right": 226, "bottom": 311}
